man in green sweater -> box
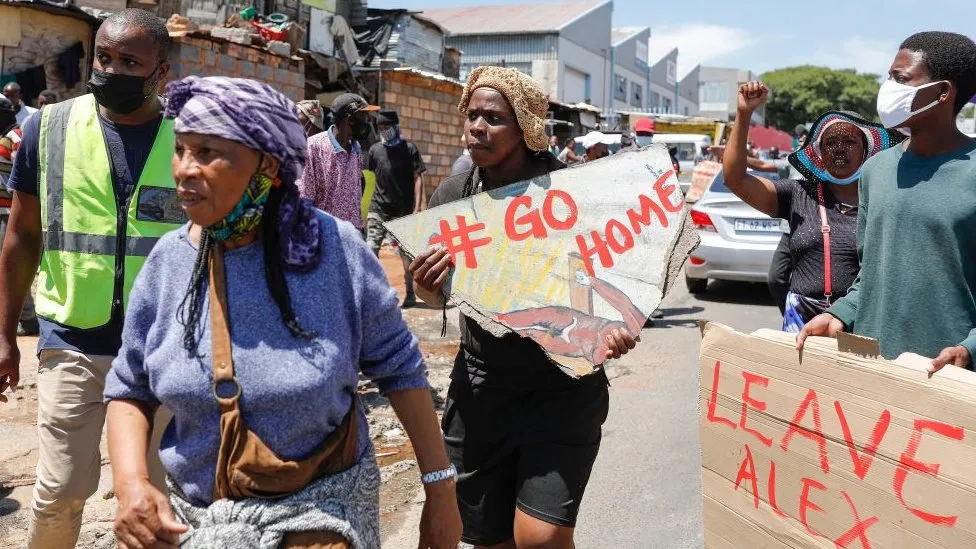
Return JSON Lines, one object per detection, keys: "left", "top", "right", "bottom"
{"left": 798, "top": 31, "right": 976, "bottom": 374}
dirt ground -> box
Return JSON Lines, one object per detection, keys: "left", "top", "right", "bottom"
{"left": 0, "top": 246, "right": 459, "bottom": 548}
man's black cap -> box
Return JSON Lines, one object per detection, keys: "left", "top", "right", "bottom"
{"left": 377, "top": 110, "right": 399, "bottom": 126}
{"left": 331, "top": 93, "right": 379, "bottom": 121}
{"left": 0, "top": 96, "right": 14, "bottom": 113}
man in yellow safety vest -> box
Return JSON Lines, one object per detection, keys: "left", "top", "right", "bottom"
{"left": 0, "top": 10, "right": 183, "bottom": 548}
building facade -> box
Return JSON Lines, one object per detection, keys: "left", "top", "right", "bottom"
{"left": 610, "top": 27, "right": 650, "bottom": 112}
{"left": 678, "top": 64, "right": 700, "bottom": 117}
{"left": 648, "top": 48, "right": 679, "bottom": 114}
{"left": 697, "top": 66, "right": 764, "bottom": 124}
{"left": 421, "top": 1, "right": 615, "bottom": 109}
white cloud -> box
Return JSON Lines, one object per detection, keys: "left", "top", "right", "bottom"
{"left": 648, "top": 24, "right": 755, "bottom": 80}
{"left": 783, "top": 37, "right": 898, "bottom": 77}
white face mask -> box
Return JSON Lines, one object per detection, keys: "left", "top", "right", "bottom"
{"left": 876, "top": 80, "right": 947, "bottom": 129}
{"left": 636, "top": 135, "right": 653, "bottom": 147}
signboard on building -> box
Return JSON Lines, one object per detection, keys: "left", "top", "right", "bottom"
{"left": 386, "top": 147, "right": 698, "bottom": 377}
{"left": 700, "top": 322, "right": 976, "bottom": 548}
{"left": 667, "top": 60, "right": 677, "bottom": 86}
{"left": 636, "top": 40, "right": 649, "bottom": 69}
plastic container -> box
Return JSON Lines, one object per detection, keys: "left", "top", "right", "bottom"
{"left": 268, "top": 13, "right": 289, "bottom": 26}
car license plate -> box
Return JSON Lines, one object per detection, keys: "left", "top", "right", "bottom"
{"left": 735, "top": 219, "right": 781, "bottom": 233}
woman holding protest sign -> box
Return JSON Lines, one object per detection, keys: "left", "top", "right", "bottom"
{"left": 410, "top": 66, "right": 636, "bottom": 548}
{"left": 723, "top": 81, "right": 905, "bottom": 333}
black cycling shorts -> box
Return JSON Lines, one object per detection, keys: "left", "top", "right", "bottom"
{"left": 442, "top": 349, "right": 610, "bottom": 546}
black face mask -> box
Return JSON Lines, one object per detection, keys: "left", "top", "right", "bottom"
{"left": 88, "top": 67, "right": 159, "bottom": 115}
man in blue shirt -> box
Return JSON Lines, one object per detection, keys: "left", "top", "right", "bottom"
{"left": 0, "top": 11, "right": 179, "bottom": 548}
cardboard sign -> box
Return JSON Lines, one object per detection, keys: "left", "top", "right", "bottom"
{"left": 687, "top": 160, "right": 722, "bottom": 203}
{"left": 699, "top": 322, "right": 976, "bottom": 548}
{"left": 386, "top": 146, "right": 698, "bottom": 377}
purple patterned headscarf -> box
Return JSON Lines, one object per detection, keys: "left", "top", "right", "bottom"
{"left": 164, "top": 76, "right": 321, "bottom": 269}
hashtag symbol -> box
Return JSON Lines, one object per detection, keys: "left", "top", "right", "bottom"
{"left": 428, "top": 215, "right": 493, "bottom": 269}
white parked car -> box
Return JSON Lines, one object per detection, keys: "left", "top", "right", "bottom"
{"left": 684, "top": 170, "right": 788, "bottom": 294}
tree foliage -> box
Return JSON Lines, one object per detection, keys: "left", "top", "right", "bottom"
{"left": 759, "top": 66, "right": 882, "bottom": 131}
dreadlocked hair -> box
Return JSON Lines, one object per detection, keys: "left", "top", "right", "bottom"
{"left": 178, "top": 228, "right": 214, "bottom": 353}
{"left": 261, "top": 185, "right": 318, "bottom": 341}
{"left": 177, "top": 185, "right": 317, "bottom": 353}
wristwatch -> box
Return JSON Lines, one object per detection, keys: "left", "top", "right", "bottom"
{"left": 421, "top": 464, "right": 457, "bottom": 485}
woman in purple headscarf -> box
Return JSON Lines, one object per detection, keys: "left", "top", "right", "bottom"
{"left": 102, "top": 77, "right": 461, "bottom": 549}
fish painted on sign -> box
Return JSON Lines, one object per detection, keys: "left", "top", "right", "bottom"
{"left": 495, "top": 276, "right": 645, "bottom": 366}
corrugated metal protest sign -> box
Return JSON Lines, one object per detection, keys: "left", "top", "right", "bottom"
{"left": 699, "top": 322, "right": 976, "bottom": 548}
{"left": 386, "top": 146, "right": 698, "bottom": 377}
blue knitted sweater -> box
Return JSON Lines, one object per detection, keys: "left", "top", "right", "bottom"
{"left": 104, "top": 212, "right": 428, "bottom": 505}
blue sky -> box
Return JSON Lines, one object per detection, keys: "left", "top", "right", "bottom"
{"left": 370, "top": 0, "right": 976, "bottom": 79}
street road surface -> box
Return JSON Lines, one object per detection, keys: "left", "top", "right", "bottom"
{"left": 574, "top": 280, "right": 781, "bottom": 548}
{"left": 381, "top": 279, "right": 783, "bottom": 548}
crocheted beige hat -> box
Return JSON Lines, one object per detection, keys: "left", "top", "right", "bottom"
{"left": 458, "top": 66, "right": 550, "bottom": 152}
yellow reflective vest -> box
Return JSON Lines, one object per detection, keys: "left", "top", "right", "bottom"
{"left": 36, "top": 95, "right": 184, "bottom": 329}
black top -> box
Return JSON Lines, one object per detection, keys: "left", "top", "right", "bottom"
{"left": 366, "top": 140, "right": 426, "bottom": 218}
{"left": 429, "top": 152, "right": 591, "bottom": 389}
{"left": 8, "top": 110, "right": 162, "bottom": 356}
{"left": 773, "top": 178, "right": 859, "bottom": 300}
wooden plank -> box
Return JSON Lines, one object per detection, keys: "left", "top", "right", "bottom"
{"left": 0, "top": 7, "right": 22, "bottom": 48}
{"left": 699, "top": 322, "right": 976, "bottom": 548}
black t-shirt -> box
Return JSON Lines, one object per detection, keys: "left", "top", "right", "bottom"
{"left": 773, "top": 178, "right": 859, "bottom": 300}
{"left": 8, "top": 110, "right": 162, "bottom": 356}
{"left": 429, "top": 153, "right": 602, "bottom": 389}
{"left": 366, "top": 141, "right": 426, "bottom": 218}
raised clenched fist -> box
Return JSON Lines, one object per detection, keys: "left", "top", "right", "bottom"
{"left": 738, "top": 81, "right": 769, "bottom": 113}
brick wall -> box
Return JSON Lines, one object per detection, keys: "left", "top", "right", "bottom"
{"left": 380, "top": 70, "right": 465, "bottom": 198}
{"left": 0, "top": 7, "right": 92, "bottom": 104}
{"left": 166, "top": 36, "right": 305, "bottom": 103}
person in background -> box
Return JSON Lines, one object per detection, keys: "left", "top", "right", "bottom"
{"left": 451, "top": 134, "right": 474, "bottom": 176}
{"left": 668, "top": 146, "right": 681, "bottom": 176}
{"left": 548, "top": 134, "right": 559, "bottom": 156}
{"left": 725, "top": 81, "right": 904, "bottom": 333}
{"left": 557, "top": 136, "right": 579, "bottom": 164}
{"left": 792, "top": 124, "right": 808, "bottom": 150}
{"left": 767, "top": 233, "right": 792, "bottom": 315}
{"left": 104, "top": 75, "right": 461, "bottom": 549}
{"left": 619, "top": 132, "right": 637, "bottom": 151}
{"left": 366, "top": 110, "right": 426, "bottom": 308}
{"left": 410, "top": 65, "right": 636, "bottom": 549}
{"left": 0, "top": 96, "right": 19, "bottom": 188}
{"left": 297, "top": 93, "right": 378, "bottom": 231}
{"left": 296, "top": 99, "right": 324, "bottom": 138}
{"left": 36, "top": 90, "right": 58, "bottom": 109}
{"left": 634, "top": 118, "right": 655, "bottom": 147}
{"left": 580, "top": 131, "right": 609, "bottom": 162}
{"left": 0, "top": 97, "right": 38, "bottom": 336}
{"left": 2, "top": 83, "right": 38, "bottom": 126}
{"left": 746, "top": 140, "right": 757, "bottom": 157}
{"left": 0, "top": 10, "right": 183, "bottom": 549}
{"left": 799, "top": 32, "right": 976, "bottom": 375}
